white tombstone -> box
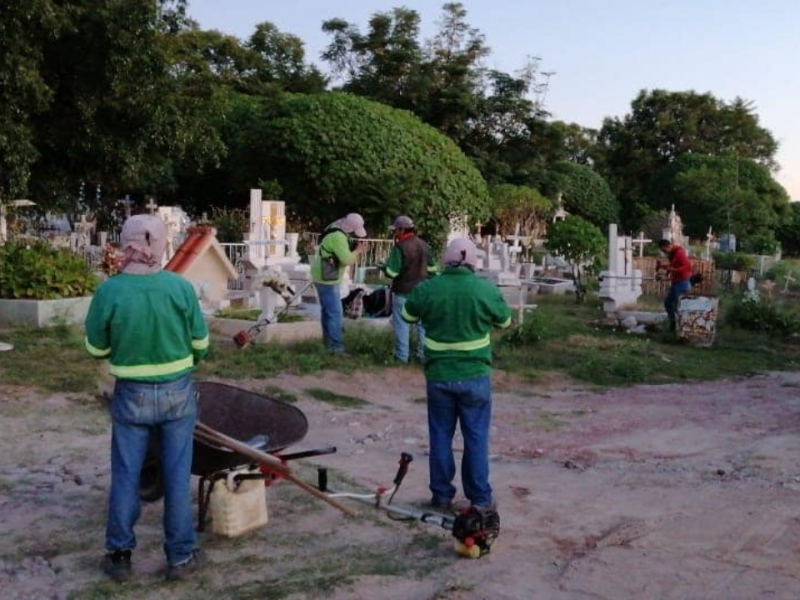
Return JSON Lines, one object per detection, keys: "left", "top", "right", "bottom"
{"left": 157, "top": 205, "right": 190, "bottom": 264}
{"left": 662, "top": 204, "right": 687, "bottom": 247}
{"left": 632, "top": 231, "right": 652, "bottom": 258}
{"left": 246, "top": 188, "right": 298, "bottom": 269}
{"left": 599, "top": 223, "right": 642, "bottom": 313}
{"left": 75, "top": 214, "right": 95, "bottom": 251}
{"left": 447, "top": 214, "right": 470, "bottom": 245}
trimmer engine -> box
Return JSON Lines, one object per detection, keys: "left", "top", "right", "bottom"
{"left": 452, "top": 507, "right": 500, "bottom": 558}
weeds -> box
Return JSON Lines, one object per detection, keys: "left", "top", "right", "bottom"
{"left": 303, "top": 388, "right": 369, "bottom": 408}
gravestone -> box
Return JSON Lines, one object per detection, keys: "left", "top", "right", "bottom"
{"left": 662, "top": 204, "right": 687, "bottom": 247}
{"left": 599, "top": 223, "right": 642, "bottom": 312}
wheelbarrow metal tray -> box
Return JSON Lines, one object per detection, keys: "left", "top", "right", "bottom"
{"left": 193, "top": 381, "right": 308, "bottom": 476}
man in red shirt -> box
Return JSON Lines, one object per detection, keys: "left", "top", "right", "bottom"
{"left": 657, "top": 239, "right": 692, "bottom": 331}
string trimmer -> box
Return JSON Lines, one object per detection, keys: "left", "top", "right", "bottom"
{"left": 317, "top": 453, "right": 500, "bottom": 559}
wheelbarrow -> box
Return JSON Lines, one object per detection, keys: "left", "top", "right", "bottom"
{"left": 140, "top": 381, "right": 336, "bottom": 527}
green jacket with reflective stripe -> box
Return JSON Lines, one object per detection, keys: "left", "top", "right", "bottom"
{"left": 402, "top": 267, "right": 512, "bottom": 382}
{"left": 84, "top": 271, "right": 209, "bottom": 382}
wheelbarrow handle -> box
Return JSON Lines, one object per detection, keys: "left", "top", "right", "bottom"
{"left": 194, "top": 422, "right": 355, "bottom": 517}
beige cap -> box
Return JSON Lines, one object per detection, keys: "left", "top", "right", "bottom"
{"left": 339, "top": 213, "right": 367, "bottom": 238}
{"left": 443, "top": 237, "right": 478, "bottom": 268}
{"left": 120, "top": 215, "right": 167, "bottom": 274}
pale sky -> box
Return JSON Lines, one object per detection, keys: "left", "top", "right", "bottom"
{"left": 186, "top": 0, "right": 799, "bottom": 201}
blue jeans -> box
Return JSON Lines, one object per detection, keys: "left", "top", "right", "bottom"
{"left": 315, "top": 283, "right": 344, "bottom": 353}
{"left": 426, "top": 376, "right": 493, "bottom": 507}
{"left": 664, "top": 279, "right": 691, "bottom": 324}
{"left": 391, "top": 293, "right": 425, "bottom": 362}
{"left": 106, "top": 373, "right": 197, "bottom": 566}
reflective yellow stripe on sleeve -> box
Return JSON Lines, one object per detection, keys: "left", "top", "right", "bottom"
{"left": 424, "top": 334, "right": 491, "bottom": 352}
{"left": 192, "top": 335, "right": 210, "bottom": 350}
{"left": 400, "top": 305, "right": 419, "bottom": 323}
{"left": 385, "top": 267, "right": 399, "bottom": 278}
{"left": 109, "top": 355, "right": 194, "bottom": 379}
{"left": 495, "top": 316, "right": 512, "bottom": 329}
{"left": 85, "top": 338, "right": 111, "bottom": 358}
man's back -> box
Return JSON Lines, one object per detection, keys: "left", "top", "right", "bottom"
{"left": 403, "top": 267, "right": 511, "bottom": 382}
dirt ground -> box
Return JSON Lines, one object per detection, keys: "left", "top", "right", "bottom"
{"left": 2, "top": 367, "right": 800, "bottom": 599}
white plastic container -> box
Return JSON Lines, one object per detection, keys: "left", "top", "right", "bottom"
{"left": 210, "top": 468, "right": 269, "bottom": 538}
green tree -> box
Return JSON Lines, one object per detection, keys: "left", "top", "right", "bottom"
{"left": 224, "top": 92, "right": 490, "bottom": 248}
{"left": 654, "top": 154, "right": 789, "bottom": 243}
{"left": 490, "top": 184, "right": 551, "bottom": 239}
{"left": 777, "top": 203, "right": 800, "bottom": 256}
{"left": 321, "top": 3, "right": 556, "bottom": 182}
{"left": 544, "top": 216, "right": 605, "bottom": 303}
{"left": 0, "top": 0, "right": 65, "bottom": 199}
{"left": 597, "top": 89, "right": 779, "bottom": 230}
{"left": 547, "top": 162, "right": 619, "bottom": 228}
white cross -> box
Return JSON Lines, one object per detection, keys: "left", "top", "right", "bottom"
{"left": 145, "top": 196, "right": 158, "bottom": 215}
{"left": 631, "top": 231, "right": 652, "bottom": 257}
{"left": 783, "top": 271, "right": 796, "bottom": 293}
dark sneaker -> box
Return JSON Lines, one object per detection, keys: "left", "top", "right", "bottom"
{"left": 166, "top": 549, "right": 205, "bottom": 582}
{"left": 102, "top": 549, "right": 132, "bottom": 583}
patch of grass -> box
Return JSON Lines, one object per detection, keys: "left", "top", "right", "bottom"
{"left": 199, "top": 327, "right": 396, "bottom": 380}
{"left": 260, "top": 384, "right": 298, "bottom": 404}
{"left": 303, "top": 387, "right": 369, "bottom": 408}
{"left": 495, "top": 295, "right": 800, "bottom": 387}
{"left": 215, "top": 307, "right": 261, "bottom": 320}
{"left": 0, "top": 325, "right": 99, "bottom": 393}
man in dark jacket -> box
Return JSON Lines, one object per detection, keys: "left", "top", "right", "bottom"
{"left": 383, "top": 215, "right": 437, "bottom": 362}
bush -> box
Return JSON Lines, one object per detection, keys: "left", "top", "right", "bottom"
{"left": 0, "top": 240, "right": 98, "bottom": 299}
{"left": 713, "top": 251, "right": 756, "bottom": 272}
{"left": 502, "top": 310, "right": 548, "bottom": 346}
{"left": 725, "top": 296, "right": 800, "bottom": 334}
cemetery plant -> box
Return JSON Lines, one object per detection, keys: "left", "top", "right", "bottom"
{"left": 544, "top": 216, "right": 606, "bottom": 303}
{"left": 224, "top": 92, "right": 490, "bottom": 249}
{"left": 0, "top": 240, "right": 98, "bottom": 300}
{"left": 724, "top": 295, "right": 800, "bottom": 335}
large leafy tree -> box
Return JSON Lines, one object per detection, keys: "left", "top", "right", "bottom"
{"left": 655, "top": 154, "right": 790, "bottom": 243}
{"left": 597, "top": 89, "right": 779, "bottom": 230}
{"left": 777, "top": 203, "right": 800, "bottom": 256}
{"left": 0, "top": 1, "right": 66, "bottom": 199}
{"left": 490, "top": 184, "right": 552, "bottom": 239}
{"left": 528, "top": 162, "right": 619, "bottom": 228}
{"left": 222, "top": 92, "right": 490, "bottom": 248}
{"left": 322, "top": 3, "right": 556, "bottom": 182}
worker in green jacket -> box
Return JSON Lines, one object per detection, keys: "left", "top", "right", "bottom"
{"left": 383, "top": 215, "right": 437, "bottom": 362}
{"left": 311, "top": 213, "right": 367, "bottom": 353}
{"left": 84, "top": 215, "right": 209, "bottom": 583}
{"left": 401, "top": 237, "right": 512, "bottom": 513}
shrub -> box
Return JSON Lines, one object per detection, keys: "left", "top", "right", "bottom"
{"left": 502, "top": 310, "right": 548, "bottom": 346}
{"left": 725, "top": 296, "right": 800, "bottom": 334}
{"left": 0, "top": 240, "right": 98, "bottom": 299}
{"left": 713, "top": 251, "right": 756, "bottom": 272}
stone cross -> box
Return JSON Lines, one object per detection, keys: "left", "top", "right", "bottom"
{"left": 631, "top": 231, "right": 652, "bottom": 257}
{"left": 704, "top": 227, "right": 714, "bottom": 260}
{"left": 145, "top": 196, "right": 158, "bottom": 215}
{"left": 782, "top": 271, "right": 796, "bottom": 293}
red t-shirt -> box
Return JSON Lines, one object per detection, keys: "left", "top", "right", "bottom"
{"left": 668, "top": 246, "right": 692, "bottom": 283}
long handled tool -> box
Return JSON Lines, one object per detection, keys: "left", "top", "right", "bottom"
{"left": 194, "top": 422, "right": 355, "bottom": 517}
{"left": 317, "top": 453, "right": 500, "bottom": 558}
